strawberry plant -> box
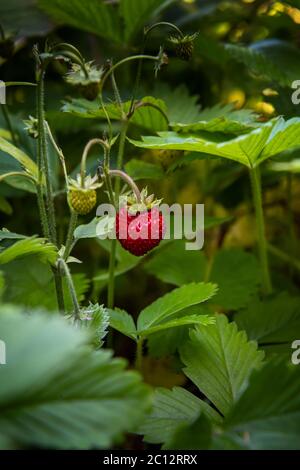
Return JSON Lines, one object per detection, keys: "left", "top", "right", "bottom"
{"left": 0, "top": 0, "right": 300, "bottom": 452}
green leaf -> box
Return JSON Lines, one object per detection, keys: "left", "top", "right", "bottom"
{"left": 0, "top": 136, "right": 38, "bottom": 179}
{"left": 180, "top": 315, "right": 265, "bottom": 416}
{"left": 144, "top": 245, "right": 260, "bottom": 311}
{"left": 38, "top": 0, "right": 122, "bottom": 42}
{"left": 0, "top": 306, "right": 151, "bottom": 449}
{"left": 140, "top": 386, "right": 221, "bottom": 445}
{"left": 139, "top": 314, "right": 215, "bottom": 337}
{"left": 170, "top": 104, "right": 258, "bottom": 135}
{"left": 0, "top": 230, "right": 27, "bottom": 241}
{"left": 74, "top": 216, "right": 114, "bottom": 240}
{"left": 147, "top": 327, "right": 189, "bottom": 358}
{"left": 76, "top": 303, "right": 110, "bottom": 348}
{"left": 235, "top": 292, "right": 300, "bottom": 345}
{"left": 259, "top": 117, "right": 300, "bottom": 165}
{"left": 153, "top": 84, "right": 201, "bottom": 124}
{"left": 0, "top": 237, "right": 57, "bottom": 265}
{"left": 1, "top": 256, "right": 89, "bottom": 311}
{"left": 129, "top": 117, "right": 300, "bottom": 168}
{"left": 163, "top": 414, "right": 212, "bottom": 450}
{"left": 94, "top": 240, "right": 141, "bottom": 291}
{"left": 137, "top": 282, "right": 218, "bottom": 333}
{"left": 120, "top": 0, "right": 168, "bottom": 41}
{"left": 144, "top": 240, "right": 206, "bottom": 286}
{"left": 225, "top": 40, "right": 300, "bottom": 88}
{"left": 1, "top": 0, "right": 52, "bottom": 37}
{"left": 63, "top": 96, "right": 168, "bottom": 132}
{"left": 209, "top": 249, "right": 260, "bottom": 310}
{"left": 108, "top": 308, "right": 137, "bottom": 341}
{"left": 125, "top": 159, "right": 164, "bottom": 180}
{"left": 225, "top": 358, "right": 300, "bottom": 449}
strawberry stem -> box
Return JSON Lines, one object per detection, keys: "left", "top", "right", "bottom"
{"left": 108, "top": 169, "right": 142, "bottom": 203}
{"left": 81, "top": 138, "right": 108, "bottom": 188}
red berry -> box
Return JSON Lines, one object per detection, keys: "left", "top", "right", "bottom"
{"left": 116, "top": 207, "right": 165, "bottom": 256}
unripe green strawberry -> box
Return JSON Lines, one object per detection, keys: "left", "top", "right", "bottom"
{"left": 69, "top": 188, "right": 97, "bottom": 215}
{"left": 64, "top": 62, "right": 103, "bottom": 101}
{"left": 169, "top": 33, "right": 198, "bottom": 61}
{"left": 68, "top": 173, "right": 102, "bottom": 215}
{"left": 175, "top": 41, "right": 194, "bottom": 61}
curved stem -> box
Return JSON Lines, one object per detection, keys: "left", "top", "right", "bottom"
{"left": 100, "top": 55, "right": 159, "bottom": 95}
{"left": 144, "top": 21, "right": 184, "bottom": 39}
{"left": 81, "top": 138, "right": 107, "bottom": 187}
{"left": 249, "top": 166, "right": 272, "bottom": 296}
{"left": 108, "top": 169, "right": 142, "bottom": 203}
{"left": 99, "top": 55, "right": 158, "bottom": 141}
{"left": 130, "top": 101, "right": 169, "bottom": 125}
{"left": 58, "top": 258, "right": 80, "bottom": 320}
{"left": 64, "top": 211, "right": 78, "bottom": 260}
{"left": 51, "top": 43, "right": 89, "bottom": 79}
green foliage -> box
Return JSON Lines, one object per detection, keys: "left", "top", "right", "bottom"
{"left": 209, "top": 249, "right": 260, "bottom": 310}
{"left": 125, "top": 159, "right": 164, "bottom": 180}
{"left": 0, "top": 237, "right": 57, "bottom": 265}
{"left": 225, "top": 40, "right": 300, "bottom": 88}
{"left": 235, "top": 292, "right": 300, "bottom": 345}
{"left": 63, "top": 96, "right": 168, "bottom": 132}
{"left": 137, "top": 282, "right": 217, "bottom": 333}
{"left": 139, "top": 386, "right": 221, "bottom": 446}
{"left": 0, "top": 306, "right": 151, "bottom": 449}
{"left": 129, "top": 117, "right": 300, "bottom": 168}
{"left": 76, "top": 303, "right": 110, "bottom": 348}
{"left": 180, "top": 315, "right": 264, "bottom": 416}
{"left": 38, "top": 0, "right": 123, "bottom": 42}
{"left": 145, "top": 244, "right": 260, "bottom": 311}
{"left": 0, "top": 136, "right": 39, "bottom": 179}
{"left": 120, "top": 0, "right": 168, "bottom": 42}
{"left": 108, "top": 308, "right": 137, "bottom": 341}
{"left": 109, "top": 282, "right": 216, "bottom": 340}
{"left": 1, "top": 256, "right": 89, "bottom": 311}
{"left": 39, "top": 0, "right": 171, "bottom": 43}
{"left": 163, "top": 414, "right": 212, "bottom": 450}
{"left": 170, "top": 103, "right": 258, "bottom": 135}
{"left": 225, "top": 358, "right": 300, "bottom": 449}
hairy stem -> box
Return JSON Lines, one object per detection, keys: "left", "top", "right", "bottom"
{"left": 45, "top": 121, "right": 68, "bottom": 186}
{"left": 37, "top": 73, "right": 57, "bottom": 244}
{"left": 107, "top": 120, "right": 129, "bottom": 309}
{"left": 58, "top": 258, "right": 80, "bottom": 320}
{"left": 64, "top": 211, "right": 78, "bottom": 260}
{"left": 249, "top": 166, "right": 272, "bottom": 295}
{"left": 53, "top": 267, "right": 65, "bottom": 313}
{"left": 108, "top": 169, "right": 142, "bottom": 203}
{"left": 80, "top": 138, "right": 106, "bottom": 187}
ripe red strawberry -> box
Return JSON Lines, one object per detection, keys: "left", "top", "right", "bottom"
{"left": 116, "top": 207, "right": 165, "bottom": 256}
